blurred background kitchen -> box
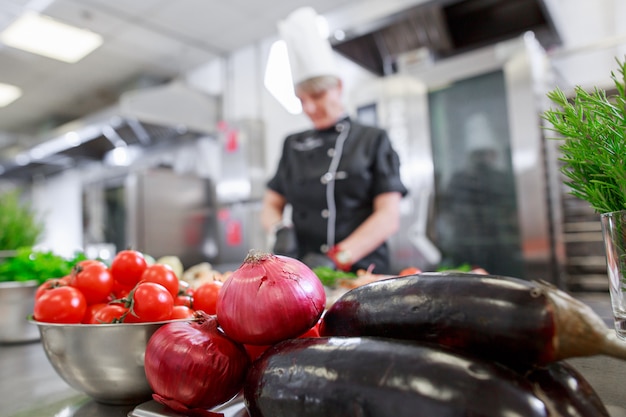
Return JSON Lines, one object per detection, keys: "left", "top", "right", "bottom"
{"left": 0, "top": 0, "right": 622, "bottom": 291}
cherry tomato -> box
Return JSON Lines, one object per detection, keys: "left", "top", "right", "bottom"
{"left": 170, "top": 305, "right": 194, "bottom": 320}
{"left": 298, "top": 321, "right": 321, "bottom": 338}
{"left": 140, "top": 264, "right": 179, "bottom": 298}
{"left": 92, "top": 304, "right": 129, "bottom": 324}
{"left": 131, "top": 282, "right": 173, "bottom": 322}
{"left": 174, "top": 294, "right": 193, "bottom": 308}
{"left": 123, "top": 310, "right": 143, "bottom": 323}
{"left": 70, "top": 263, "right": 114, "bottom": 305}
{"left": 111, "top": 279, "right": 134, "bottom": 300}
{"left": 110, "top": 250, "right": 147, "bottom": 287}
{"left": 35, "top": 276, "right": 70, "bottom": 300}
{"left": 76, "top": 259, "right": 108, "bottom": 270}
{"left": 82, "top": 302, "right": 108, "bottom": 324}
{"left": 399, "top": 266, "right": 421, "bottom": 276}
{"left": 193, "top": 281, "right": 223, "bottom": 315}
{"left": 34, "top": 286, "right": 87, "bottom": 323}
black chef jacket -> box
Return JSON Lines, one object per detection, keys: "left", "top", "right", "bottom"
{"left": 267, "top": 118, "right": 408, "bottom": 274}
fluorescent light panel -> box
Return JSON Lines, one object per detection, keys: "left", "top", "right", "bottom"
{"left": 0, "top": 83, "right": 22, "bottom": 107}
{"left": 0, "top": 12, "right": 103, "bottom": 63}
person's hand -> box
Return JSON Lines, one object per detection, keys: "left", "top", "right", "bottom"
{"left": 327, "top": 246, "right": 353, "bottom": 272}
{"left": 272, "top": 224, "right": 298, "bottom": 257}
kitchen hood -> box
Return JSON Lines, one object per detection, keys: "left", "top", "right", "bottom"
{"left": 330, "top": 0, "right": 562, "bottom": 75}
{"left": 0, "top": 82, "right": 221, "bottom": 181}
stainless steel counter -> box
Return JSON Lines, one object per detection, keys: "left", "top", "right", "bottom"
{"left": 0, "top": 333, "right": 246, "bottom": 417}
{"left": 0, "top": 339, "right": 134, "bottom": 417}
{"left": 3, "top": 292, "right": 626, "bottom": 417}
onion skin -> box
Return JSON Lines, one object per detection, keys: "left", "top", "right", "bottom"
{"left": 217, "top": 252, "right": 326, "bottom": 345}
{"left": 144, "top": 312, "right": 250, "bottom": 412}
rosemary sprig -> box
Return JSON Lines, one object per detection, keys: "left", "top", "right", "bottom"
{"left": 542, "top": 57, "right": 626, "bottom": 214}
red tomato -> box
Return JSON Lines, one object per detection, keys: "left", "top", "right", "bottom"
{"left": 34, "top": 286, "right": 87, "bottom": 323}
{"left": 110, "top": 250, "right": 147, "bottom": 287}
{"left": 92, "top": 304, "right": 129, "bottom": 324}
{"left": 298, "top": 322, "right": 321, "bottom": 338}
{"left": 193, "top": 281, "right": 223, "bottom": 315}
{"left": 82, "top": 302, "right": 108, "bottom": 324}
{"left": 140, "top": 264, "right": 179, "bottom": 298}
{"left": 70, "top": 263, "right": 114, "bottom": 305}
{"left": 174, "top": 294, "right": 193, "bottom": 308}
{"left": 170, "top": 305, "right": 194, "bottom": 320}
{"left": 131, "top": 282, "right": 173, "bottom": 322}
{"left": 35, "top": 276, "right": 70, "bottom": 300}
{"left": 399, "top": 266, "right": 421, "bottom": 276}
{"left": 111, "top": 279, "right": 134, "bottom": 300}
{"left": 76, "top": 259, "right": 108, "bottom": 270}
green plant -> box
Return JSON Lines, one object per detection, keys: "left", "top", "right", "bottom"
{"left": 0, "top": 248, "right": 87, "bottom": 284}
{"left": 0, "top": 189, "right": 44, "bottom": 250}
{"left": 542, "top": 57, "right": 626, "bottom": 214}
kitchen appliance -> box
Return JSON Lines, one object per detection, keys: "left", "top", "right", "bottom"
{"left": 0, "top": 81, "right": 221, "bottom": 181}
{"left": 81, "top": 119, "right": 267, "bottom": 270}
{"left": 352, "top": 34, "right": 559, "bottom": 283}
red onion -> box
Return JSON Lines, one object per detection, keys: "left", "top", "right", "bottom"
{"left": 144, "top": 312, "right": 249, "bottom": 415}
{"left": 216, "top": 251, "right": 326, "bottom": 345}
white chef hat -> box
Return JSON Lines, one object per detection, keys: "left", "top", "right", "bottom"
{"left": 278, "top": 7, "right": 339, "bottom": 86}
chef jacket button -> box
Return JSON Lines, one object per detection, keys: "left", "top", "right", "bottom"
{"left": 320, "top": 244, "right": 329, "bottom": 253}
{"left": 321, "top": 209, "right": 329, "bottom": 218}
{"left": 327, "top": 148, "right": 335, "bottom": 157}
{"left": 321, "top": 172, "right": 333, "bottom": 184}
{"left": 336, "top": 124, "right": 344, "bottom": 132}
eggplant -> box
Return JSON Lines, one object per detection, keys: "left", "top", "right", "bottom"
{"left": 245, "top": 336, "right": 558, "bottom": 417}
{"left": 525, "top": 361, "right": 609, "bottom": 417}
{"left": 320, "top": 272, "right": 626, "bottom": 366}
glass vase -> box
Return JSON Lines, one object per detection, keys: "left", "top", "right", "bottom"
{"left": 601, "top": 210, "right": 626, "bottom": 339}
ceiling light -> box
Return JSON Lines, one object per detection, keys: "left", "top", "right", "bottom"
{"left": 0, "top": 12, "right": 103, "bottom": 63}
{"left": 0, "top": 83, "right": 22, "bottom": 107}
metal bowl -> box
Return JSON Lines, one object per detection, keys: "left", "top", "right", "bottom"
{"left": 31, "top": 319, "right": 179, "bottom": 405}
{"left": 0, "top": 280, "right": 40, "bottom": 343}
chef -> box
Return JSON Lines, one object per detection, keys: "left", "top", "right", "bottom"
{"left": 261, "top": 7, "right": 408, "bottom": 274}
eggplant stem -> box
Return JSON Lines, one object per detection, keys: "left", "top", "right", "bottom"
{"left": 598, "top": 332, "right": 626, "bottom": 360}
{"left": 545, "top": 281, "right": 626, "bottom": 361}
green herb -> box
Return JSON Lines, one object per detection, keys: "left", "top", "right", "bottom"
{"left": 312, "top": 266, "right": 357, "bottom": 287}
{"left": 542, "top": 57, "right": 626, "bottom": 214}
{"left": 0, "top": 189, "right": 44, "bottom": 250}
{"left": 436, "top": 263, "right": 473, "bottom": 272}
{"left": 0, "top": 247, "right": 87, "bottom": 284}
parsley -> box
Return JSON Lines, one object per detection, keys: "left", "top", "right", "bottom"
{"left": 0, "top": 247, "right": 87, "bottom": 284}
{"left": 313, "top": 266, "right": 357, "bottom": 287}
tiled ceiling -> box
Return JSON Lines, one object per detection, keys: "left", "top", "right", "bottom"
{"left": 0, "top": 0, "right": 364, "bottom": 142}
